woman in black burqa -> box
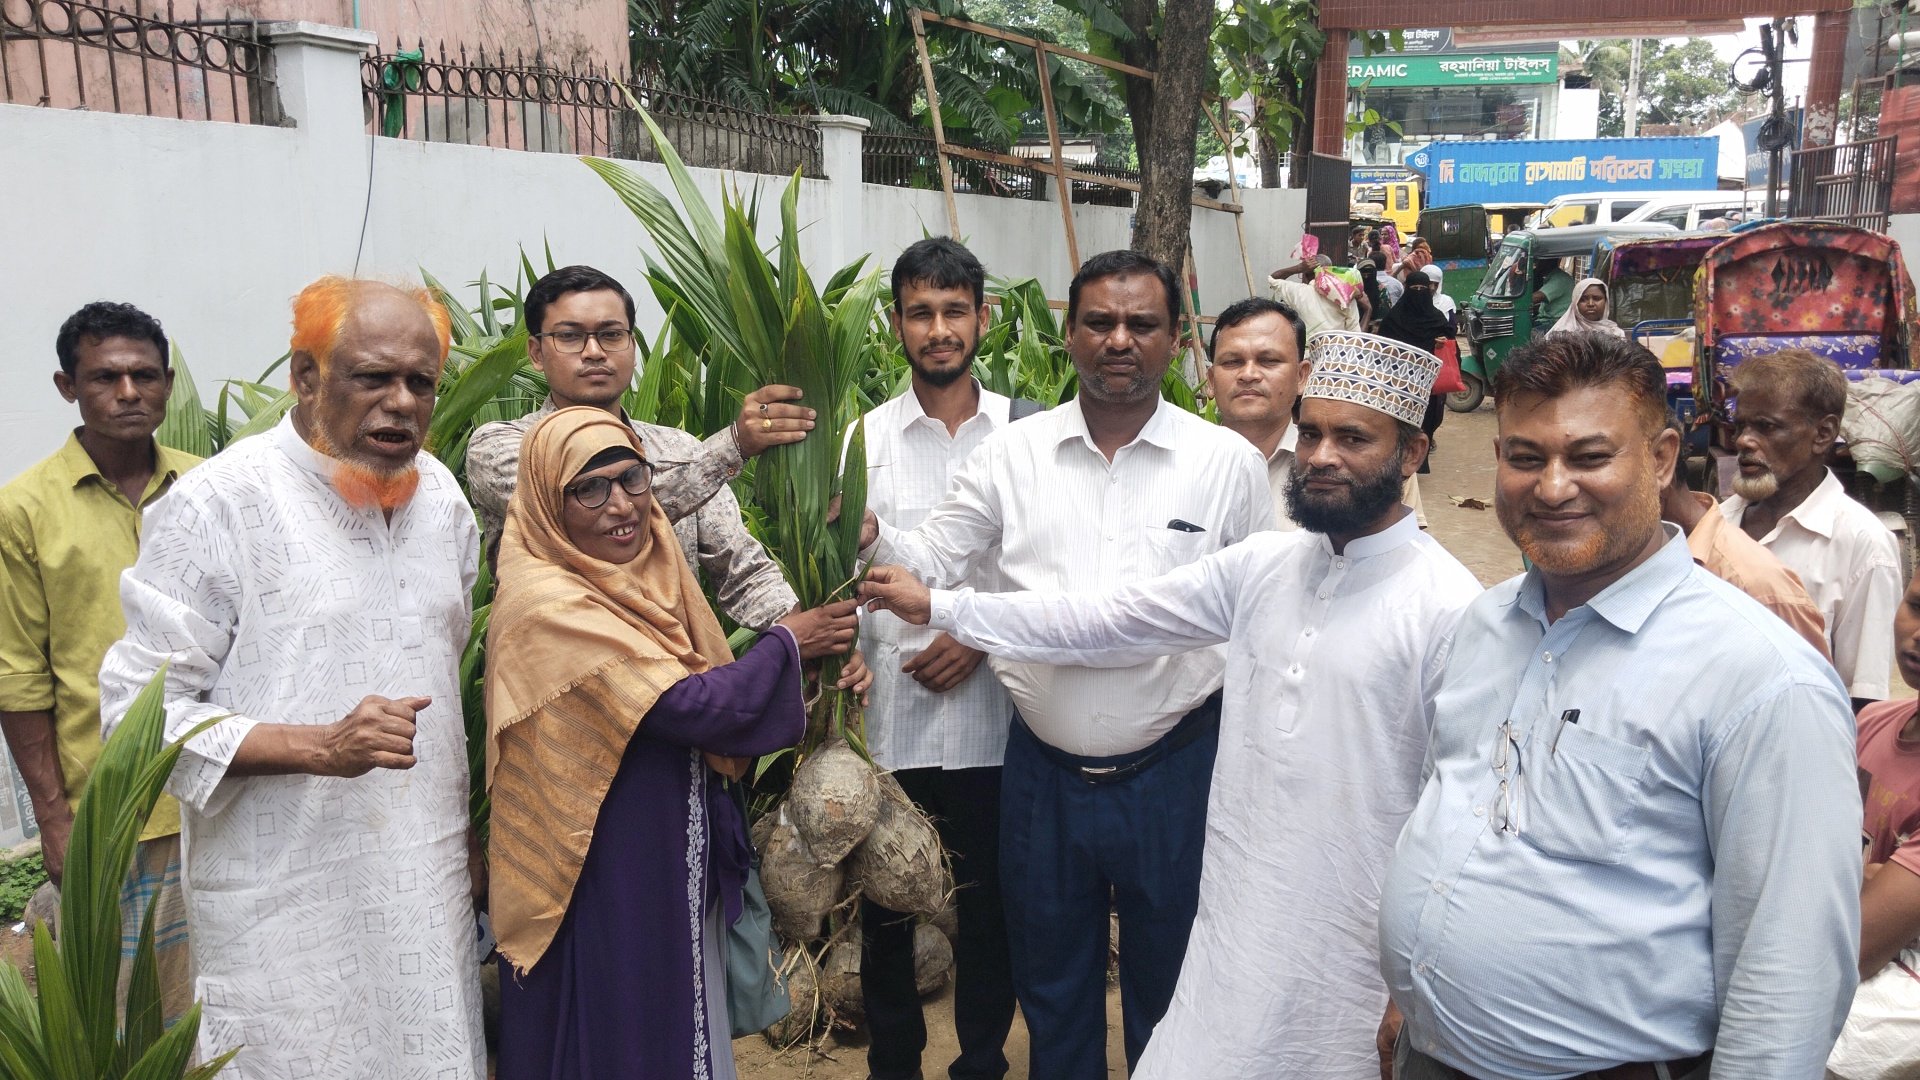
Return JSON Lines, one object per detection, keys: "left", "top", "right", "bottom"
{"left": 1377, "top": 271, "right": 1456, "bottom": 472}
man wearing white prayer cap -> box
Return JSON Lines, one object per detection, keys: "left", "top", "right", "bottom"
{"left": 859, "top": 330, "right": 1484, "bottom": 1078}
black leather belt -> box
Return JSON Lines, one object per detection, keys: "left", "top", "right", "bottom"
{"left": 1016, "top": 691, "right": 1222, "bottom": 786}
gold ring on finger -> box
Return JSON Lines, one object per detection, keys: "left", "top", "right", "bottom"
{"left": 762, "top": 418, "right": 773, "bottom": 431}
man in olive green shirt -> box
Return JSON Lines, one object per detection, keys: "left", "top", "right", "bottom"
{"left": 1533, "top": 258, "right": 1577, "bottom": 326}
{"left": 0, "top": 302, "right": 198, "bottom": 1022}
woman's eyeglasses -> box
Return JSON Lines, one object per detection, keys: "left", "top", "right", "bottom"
{"left": 533, "top": 328, "right": 633, "bottom": 354}
{"left": 566, "top": 462, "right": 654, "bottom": 509}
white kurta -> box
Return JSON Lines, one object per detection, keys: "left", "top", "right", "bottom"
{"left": 98, "top": 415, "right": 484, "bottom": 1080}
{"left": 1721, "top": 468, "right": 1902, "bottom": 699}
{"left": 926, "top": 513, "right": 1483, "bottom": 1079}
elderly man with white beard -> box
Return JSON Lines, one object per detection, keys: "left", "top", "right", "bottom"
{"left": 1718, "top": 348, "right": 1901, "bottom": 709}
{"left": 861, "top": 330, "right": 1483, "bottom": 1079}
{"left": 98, "top": 278, "right": 486, "bottom": 1078}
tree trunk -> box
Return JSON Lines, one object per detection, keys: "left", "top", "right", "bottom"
{"left": 1129, "top": 0, "right": 1211, "bottom": 273}
{"left": 1290, "top": 60, "right": 1314, "bottom": 188}
{"left": 1257, "top": 121, "right": 1280, "bottom": 189}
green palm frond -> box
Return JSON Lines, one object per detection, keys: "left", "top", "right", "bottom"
{"left": 0, "top": 666, "right": 236, "bottom": 1078}
{"left": 154, "top": 345, "right": 214, "bottom": 459}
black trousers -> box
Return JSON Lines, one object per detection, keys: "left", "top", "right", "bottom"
{"left": 861, "top": 765, "right": 1016, "bottom": 1080}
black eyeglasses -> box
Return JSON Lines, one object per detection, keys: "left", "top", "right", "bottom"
{"left": 565, "top": 461, "right": 654, "bottom": 508}
{"left": 533, "top": 328, "right": 634, "bottom": 354}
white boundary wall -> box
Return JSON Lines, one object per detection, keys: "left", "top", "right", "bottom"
{"left": 0, "top": 21, "right": 1305, "bottom": 481}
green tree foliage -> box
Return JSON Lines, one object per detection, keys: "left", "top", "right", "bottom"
{"left": 1574, "top": 38, "right": 1751, "bottom": 137}
{"left": 628, "top": 0, "right": 1121, "bottom": 148}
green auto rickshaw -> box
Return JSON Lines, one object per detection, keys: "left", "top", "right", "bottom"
{"left": 1418, "top": 202, "right": 1544, "bottom": 310}
{"left": 1451, "top": 221, "right": 1679, "bottom": 411}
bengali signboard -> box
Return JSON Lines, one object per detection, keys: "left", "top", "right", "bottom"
{"left": 1347, "top": 54, "right": 1557, "bottom": 87}
{"left": 1404, "top": 137, "right": 1719, "bottom": 206}
{"left": 1351, "top": 165, "right": 1422, "bottom": 185}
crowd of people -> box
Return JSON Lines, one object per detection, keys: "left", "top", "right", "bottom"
{"left": 0, "top": 233, "right": 1912, "bottom": 1080}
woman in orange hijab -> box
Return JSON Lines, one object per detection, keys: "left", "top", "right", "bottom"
{"left": 487, "top": 407, "right": 806, "bottom": 1079}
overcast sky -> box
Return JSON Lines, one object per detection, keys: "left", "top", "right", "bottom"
{"left": 1564, "top": 17, "right": 1811, "bottom": 102}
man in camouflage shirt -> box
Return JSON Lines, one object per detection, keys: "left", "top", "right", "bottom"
{"left": 466, "top": 264, "right": 861, "bottom": 650}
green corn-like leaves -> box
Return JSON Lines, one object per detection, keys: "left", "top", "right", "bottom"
{"left": 425, "top": 330, "right": 531, "bottom": 471}
{"left": 589, "top": 105, "right": 884, "bottom": 745}
{"left": 587, "top": 110, "right": 879, "bottom": 617}
{"left": 0, "top": 666, "right": 233, "bottom": 1079}
{"left": 154, "top": 346, "right": 213, "bottom": 459}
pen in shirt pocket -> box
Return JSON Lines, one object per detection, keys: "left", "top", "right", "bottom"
{"left": 1166, "top": 519, "right": 1206, "bottom": 533}
{"left": 1551, "top": 709, "right": 1580, "bottom": 755}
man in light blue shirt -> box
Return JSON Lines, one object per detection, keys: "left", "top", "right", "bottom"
{"left": 1379, "top": 332, "right": 1861, "bottom": 1080}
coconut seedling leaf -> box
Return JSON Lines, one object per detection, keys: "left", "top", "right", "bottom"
{"left": 116, "top": 894, "right": 163, "bottom": 1075}
{"left": 155, "top": 345, "right": 213, "bottom": 459}
{"left": 0, "top": 959, "right": 49, "bottom": 1079}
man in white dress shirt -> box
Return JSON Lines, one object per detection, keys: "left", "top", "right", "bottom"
{"left": 1720, "top": 348, "right": 1901, "bottom": 707}
{"left": 98, "top": 278, "right": 486, "bottom": 1079}
{"left": 1206, "top": 296, "right": 1308, "bottom": 529}
{"left": 859, "top": 250, "right": 1273, "bottom": 1078}
{"left": 857, "top": 238, "right": 1017, "bottom": 1080}
{"left": 863, "top": 330, "right": 1482, "bottom": 1079}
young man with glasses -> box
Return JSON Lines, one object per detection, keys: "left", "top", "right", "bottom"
{"left": 1377, "top": 332, "right": 1860, "bottom": 1080}
{"left": 467, "top": 264, "right": 864, "bottom": 659}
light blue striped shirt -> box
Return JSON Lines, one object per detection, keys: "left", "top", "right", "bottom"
{"left": 1380, "top": 527, "right": 1861, "bottom": 1080}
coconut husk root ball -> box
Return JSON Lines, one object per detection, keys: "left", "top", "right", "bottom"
{"left": 913, "top": 922, "right": 953, "bottom": 997}
{"left": 759, "top": 807, "right": 845, "bottom": 943}
{"left": 818, "top": 939, "right": 866, "bottom": 1029}
{"left": 848, "top": 771, "right": 951, "bottom": 918}
{"left": 763, "top": 948, "right": 822, "bottom": 1048}
{"left": 930, "top": 897, "right": 958, "bottom": 945}
{"left": 787, "top": 738, "right": 880, "bottom": 866}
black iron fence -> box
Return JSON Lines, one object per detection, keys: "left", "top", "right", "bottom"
{"left": 1, "top": 0, "right": 272, "bottom": 123}
{"left": 863, "top": 132, "right": 1146, "bottom": 205}
{"left": 1067, "top": 161, "right": 1138, "bottom": 207}
{"left": 862, "top": 132, "right": 1046, "bottom": 200}
{"left": 362, "top": 45, "right": 822, "bottom": 177}
{"left": 1789, "top": 135, "right": 1898, "bottom": 232}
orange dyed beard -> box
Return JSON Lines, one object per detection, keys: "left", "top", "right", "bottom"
{"left": 329, "top": 459, "right": 420, "bottom": 513}
{"left": 309, "top": 419, "right": 420, "bottom": 513}
{"left": 1499, "top": 471, "right": 1663, "bottom": 576}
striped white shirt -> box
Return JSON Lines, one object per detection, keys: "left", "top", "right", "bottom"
{"left": 859, "top": 382, "right": 1015, "bottom": 771}
{"left": 872, "top": 397, "right": 1274, "bottom": 757}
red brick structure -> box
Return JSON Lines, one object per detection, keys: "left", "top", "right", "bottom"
{"left": 1313, "top": 0, "right": 1853, "bottom": 157}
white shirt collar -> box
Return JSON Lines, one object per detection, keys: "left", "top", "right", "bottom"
{"left": 895, "top": 378, "right": 1001, "bottom": 433}
{"left": 1055, "top": 397, "right": 1181, "bottom": 454}
{"left": 1313, "top": 504, "right": 1422, "bottom": 561}
{"left": 270, "top": 410, "right": 336, "bottom": 481}
{"left": 1725, "top": 467, "right": 1845, "bottom": 541}
{"left": 1268, "top": 423, "right": 1299, "bottom": 462}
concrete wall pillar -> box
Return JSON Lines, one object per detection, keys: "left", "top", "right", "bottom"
{"left": 261, "top": 22, "right": 378, "bottom": 274}
{"left": 809, "top": 114, "right": 871, "bottom": 274}
{"left": 1805, "top": 9, "right": 1848, "bottom": 147}
{"left": 1312, "top": 29, "right": 1350, "bottom": 158}
{"left": 262, "top": 21, "right": 376, "bottom": 136}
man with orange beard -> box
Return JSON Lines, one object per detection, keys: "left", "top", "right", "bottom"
{"left": 98, "top": 277, "right": 486, "bottom": 1079}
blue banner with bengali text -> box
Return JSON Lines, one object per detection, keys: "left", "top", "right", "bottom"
{"left": 1403, "top": 137, "right": 1718, "bottom": 207}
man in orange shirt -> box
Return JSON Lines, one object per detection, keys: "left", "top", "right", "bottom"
{"left": 1658, "top": 415, "right": 1830, "bottom": 660}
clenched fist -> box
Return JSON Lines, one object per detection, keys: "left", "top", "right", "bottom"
{"left": 316, "top": 695, "right": 428, "bottom": 777}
